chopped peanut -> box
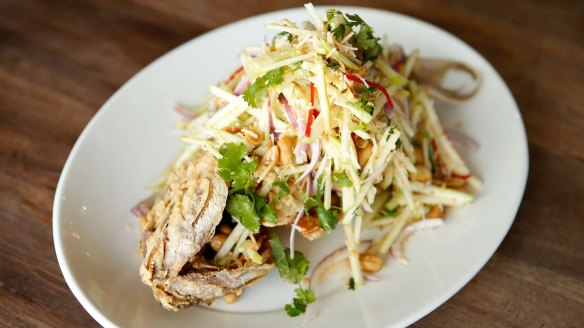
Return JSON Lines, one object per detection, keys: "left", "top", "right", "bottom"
{"left": 427, "top": 205, "right": 445, "bottom": 219}
{"left": 411, "top": 165, "right": 432, "bottom": 182}
{"left": 359, "top": 253, "right": 383, "bottom": 273}
{"left": 223, "top": 293, "right": 238, "bottom": 304}
{"left": 210, "top": 233, "right": 227, "bottom": 252}
{"left": 218, "top": 224, "right": 232, "bottom": 235}
{"left": 444, "top": 176, "right": 466, "bottom": 188}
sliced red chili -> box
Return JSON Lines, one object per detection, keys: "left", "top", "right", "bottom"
{"left": 305, "top": 108, "right": 320, "bottom": 137}
{"left": 451, "top": 173, "right": 472, "bottom": 179}
{"left": 226, "top": 66, "right": 244, "bottom": 83}
{"left": 345, "top": 74, "right": 394, "bottom": 109}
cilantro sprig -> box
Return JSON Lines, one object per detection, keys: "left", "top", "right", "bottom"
{"left": 286, "top": 287, "right": 316, "bottom": 317}
{"left": 217, "top": 143, "right": 257, "bottom": 191}
{"left": 242, "top": 67, "right": 285, "bottom": 108}
{"left": 345, "top": 13, "right": 382, "bottom": 61}
{"left": 269, "top": 235, "right": 316, "bottom": 317}
{"left": 333, "top": 171, "right": 353, "bottom": 187}
{"left": 303, "top": 183, "right": 339, "bottom": 233}
{"left": 217, "top": 143, "right": 278, "bottom": 232}
{"left": 326, "top": 10, "right": 382, "bottom": 62}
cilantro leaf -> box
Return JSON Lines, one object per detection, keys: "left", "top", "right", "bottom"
{"left": 242, "top": 67, "right": 285, "bottom": 108}
{"left": 285, "top": 288, "right": 316, "bottom": 317}
{"left": 326, "top": 10, "right": 335, "bottom": 24}
{"left": 272, "top": 31, "right": 293, "bottom": 44}
{"left": 332, "top": 24, "right": 346, "bottom": 39}
{"left": 345, "top": 13, "right": 366, "bottom": 27}
{"left": 303, "top": 197, "right": 321, "bottom": 214}
{"left": 269, "top": 234, "right": 310, "bottom": 284}
{"left": 333, "top": 171, "right": 353, "bottom": 187}
{"left": 254, "top": 195, "right": 277, "bottom": 224}
{"left": 344, "top": 13, "right": 382, "bottom": 61}
{"left": 356, "top": 25, "right": 382, "bottom": 61}
{"left": 348, "top": 277, "right": 356, "bottom": 290}
{"left": 327, "top": 59, "right": 340, "bottom": 69}
{"left": 269, "top": 234, "right": 289, "bottom": 278}
{"left": 273, "top": 181, "right": 290, "bottom": 201}
{"left": 225, "top": 194, "right": 260, "bottom": 233}
{"left": 316, "top": 206, "right": 338, "bottom": 233}
{"left": 287, "top": 250, "right": 310, "bottom": 284}
{"left": 217, "top": 143, "right": 258, "bottom": 191}
{"left": 303, "top": 194, "right": 339, "bottom": 234}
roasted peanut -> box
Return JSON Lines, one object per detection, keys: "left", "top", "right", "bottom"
{"left": 278, "top": 135, "right": 296, "bottom": 165}
{"left": 427, "top": 205, "right": 445, "bottom": 219}
{"left": 414, "top": 146, "right": 424, "bottom": 165}
{"left": 210, "top": 233, "right": 227, "bottom": 252}
{"left": 223, "top": 126, "right": 241, "bottom": 134}
{"left": 218, "top": 224, "right": 232, "bottom": 235}
{"left": 411, "top": 165, "right": 432, "bottom": 182}
{"left": 359, "top": 253, "right": 383, "bottom": 273}
{"left": 223, "top": 293, "right": 238, "bottom": 304}
{"left": 444, "top": 176, "right": 466, "bottom": 188}
{"left": 357, "top": 143, "right": 373, "bottom": 167}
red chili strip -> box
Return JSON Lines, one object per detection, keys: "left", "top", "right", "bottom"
{"left": 226, "top": 66, "right": 244, "bottom": 83}
{"left": 305, "top": 108, "right": 320, "bottom": 137}
{"left": 345, "top": 74, "right": 394, "bottom": 109}
{"left": 452, "top": 173, "right": 472, "bottom": 179}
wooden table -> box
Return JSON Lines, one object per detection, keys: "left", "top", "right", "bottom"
{"left": 1, "top": 0, "right": 582, "bottom": 326}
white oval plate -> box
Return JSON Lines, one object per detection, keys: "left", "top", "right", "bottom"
{"left": 53, "top": 6, "right": 528, "bottom": 328}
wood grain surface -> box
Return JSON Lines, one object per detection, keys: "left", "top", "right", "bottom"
{"left": 1, "top": 0, "right": 582, "bottom": 327}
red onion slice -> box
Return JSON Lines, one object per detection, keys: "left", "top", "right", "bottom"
{"left": 391, "top": 219, "right": 444, "bottom": 259}
{"left": 174, "top": 103, "right": 197, "bottom": 119}
{"left": 445, "top": 128, "right": 480, "bottom": 152}
{"left": 296, "top": 140, "right": 321, "bottom": 184}
{"left": 232, "top": 76, "right": 249, "bottom": 96}
{"left": 130, "top": 196, "right": 155, "bottom": 217}
{"left": 288, "top": 210, "right": 305, "bottom": 260}
{"left": 390, "top": 45, "right": 406, "bottom": 69}
{"left": 309, "top": 240, "right": 373, "bottom": 289}
{"left": 279, "top": 94, "right": 298, "bottom": 128}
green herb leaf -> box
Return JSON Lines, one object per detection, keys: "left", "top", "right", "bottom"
{"left": 269, "top": 234, "right": 289, "bottom": 278}
{"left": 287, "top": 250, "right": 309, "bottom": 284}
{"left": 333, "top": 171, "right": 353, "bottom": 187}
{"left": 272, "top": 31, "right": 293, "bottom": 44}
{"left": 345, "top": 13, "right": 366, "bottom": 27}
{"left": 379, "top": 207, "right": 398, "bottom": 218}
{"left": 332, "top": 24, "right": 346, "bottom": 39}
{"left": 269, "top": 234, "right": 310, "bottom": 284}
{"left": 326, "top": 59, "right": 340, "bottom": 69}
{"left": 273, "top": 181, "right": 290, "bottom": 201}
{"left": 326, "top": 10, "right": 334, "bottom": 24}
{"left": 217, "top": 143, "right": 258, "bottom": 191}
{"left": 285, "top": 287, "right": 316, "bottom": 317}
{"left": 303, "top": 197, "right": 321, "bottom": 213}
{"left": 344, "top": 13, "right": 382, "bottom": 61}
{"left": 254, "top": 195, "right": 277, "bottom": 224}
{"left": 242, "top": 67, "right": 285, "bottom": 108}
{"left": 316, "top": 206, "right": 339, "bottom": 233}
{"left": 348, "top": 277, "right": 356, "bottom": 290}
{"left": 226, "top": 194, "right": 260, "bottom": 233}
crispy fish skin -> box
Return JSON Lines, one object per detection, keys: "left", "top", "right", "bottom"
{"left": 139, "top": 152, "right": 273, "bottom": 310}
